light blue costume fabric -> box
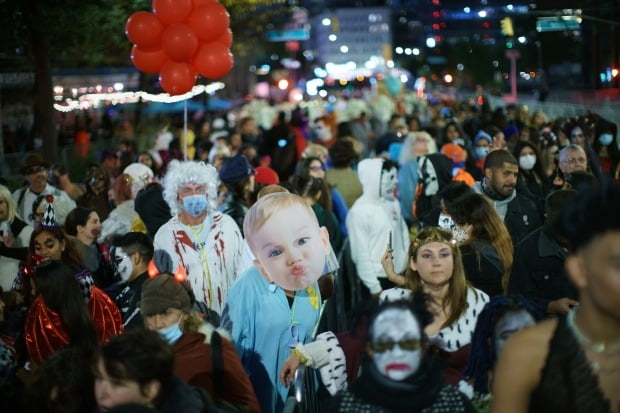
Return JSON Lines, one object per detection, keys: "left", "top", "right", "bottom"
{"left": 221, "top": 266, "right": 322, "bottom": 413}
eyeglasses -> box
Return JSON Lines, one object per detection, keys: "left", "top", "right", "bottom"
{"left": 24, "top": 166, "right": 46, "bottom": 175}
{"left": 369, "top": 339, "right": 422, "bottom": 353}
{"left": 309, "top": 166, "right": 325, "bottom": 172}
{"left": 565, "top": 157, "right": 587, "bottom": 165}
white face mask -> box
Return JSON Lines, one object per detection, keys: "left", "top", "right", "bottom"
{"left": 380, "top": 167, "right": 398, "bottom": 200}
{"left": 370, "top": 308, "right": 422, "bottom": 381}
{"left": 438, "top": 214, "right": 456, "bottom": 232}
{"left": 453, "top": 224, "right": 471, "bottom": 244}
{"left": 519, "top": 154, "right": 536, "bottom": 171}
{"left": 114, "top": 247, "right": 133, "bottom": 282}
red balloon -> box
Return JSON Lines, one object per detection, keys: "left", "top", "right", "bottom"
{"left": 153, "top": 0, "right": 192, "bottom": 25}
{"left": 188, "top": 3, "right": 230, "bottom": 42}
{"left": 125, "top": 11, "right": 163, "bottom": 49}
{"left": 192, "top": 0, "right": 216, "bottom": 7}
{"left": 162, "top": 24, "right": 199, "bottom": 62}
{"left": 215, "top": 28, "right": 233, "bottom": 48}
{"left": 159, "top": 61, "right": 197, "bottom": 95}
{"left": 193, "top": 43, "right": 233, "bottom": 79}
{"left": 131, "top": 45, "right": 167, "bottom": 74}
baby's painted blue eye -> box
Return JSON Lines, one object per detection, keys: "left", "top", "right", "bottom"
{"left": 268, "top": 249, "right": 282, "bottom": 257}
{"left": 297, "top": 237, "right": 310, "bottom": 246}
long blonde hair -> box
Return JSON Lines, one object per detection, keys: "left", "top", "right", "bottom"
{"left": 404, "top": 227, "right": 470, "bottom": 329}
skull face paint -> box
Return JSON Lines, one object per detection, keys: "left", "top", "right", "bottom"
{"left": 114, "top": 247, "right": 134, "bottom": 282}
{"left": 494, "top": 309, "right": 535, "bottom": 356}
{"left": 380, "top": 167, "right": 398, "bottom": 200}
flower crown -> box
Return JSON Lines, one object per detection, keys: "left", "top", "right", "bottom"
{"left": 411, "top": 227, "right": 458, "bottom": 249}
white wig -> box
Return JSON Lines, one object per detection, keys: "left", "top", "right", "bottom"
{"left": 162, "top": 160, "right": 219, "bottom": 216}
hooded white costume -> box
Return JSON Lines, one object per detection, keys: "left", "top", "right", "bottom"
{"left": 345, "top": 158, "right": 409, "bottom": 294}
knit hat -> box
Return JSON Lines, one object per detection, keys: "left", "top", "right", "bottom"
{"left": 474, "top": 130, "right": 493, "bottom": 146}
{"left": 219, "top": 154, "right": 256, "bottom": 184}
{"left": 140, "top": 274, "right": 192, "bottom": 316}
{"left": 254, "top": 166, "right": 280, "bottom": 185}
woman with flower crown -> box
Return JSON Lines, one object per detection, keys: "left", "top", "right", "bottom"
{"left": 381, "top": 227, "right": 489, "bottom": 389}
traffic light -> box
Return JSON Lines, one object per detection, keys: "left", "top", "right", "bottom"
{"left": 500, "top": 17, "right": 514, "bottom": 37}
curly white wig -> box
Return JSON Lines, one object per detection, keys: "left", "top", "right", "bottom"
{"left": 162, "top": 160, "right": 219, "bottom": 216}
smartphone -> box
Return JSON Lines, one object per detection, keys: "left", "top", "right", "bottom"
{"left": 388, "top": 230, "right": 392, "bottom": 250}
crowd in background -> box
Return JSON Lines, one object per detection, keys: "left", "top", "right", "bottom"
{"left": 0, "top": 89, "right": 619, "bottom": 412}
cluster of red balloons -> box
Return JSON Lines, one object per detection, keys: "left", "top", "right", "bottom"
{"left": 126, "top": 0, "right": 233, "bottom": 95}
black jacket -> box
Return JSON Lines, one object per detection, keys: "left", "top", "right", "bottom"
{"left": 503, "top": 192, "right": 543, "bottom": 246}
{"left": 508, "top": 226, "right": 578, "bottom": 315}
{"left": 460, "top": 240, "right": 504, "bottom": 297}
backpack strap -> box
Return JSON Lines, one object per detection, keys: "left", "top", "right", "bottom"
{"left": 211, "top": 330, "right": 224, "bottom": 397}
{"left": 16, "top": 187, "right": 28, "bottom": 213}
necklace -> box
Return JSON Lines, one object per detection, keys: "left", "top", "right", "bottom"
{"left": 566, "top": 309, "right": 620, "bottom": 354}
{"left": 566, "top": 309, "right": 620, "bottom": 375}
{"left": 186, "top": 223, "right": 214, "bottom": 310}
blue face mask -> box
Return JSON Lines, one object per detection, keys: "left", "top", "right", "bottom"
{"left": 599, "top": 133, "right": 613, "bottom": 146}
{"left": 157, "top": 321, "right": 183, "bottom": 345}
{"left": 182, "top": 194, "right": 208, "bottom": 217}
{"left": 475, "top": 146, "right": 489, "bottom": 160}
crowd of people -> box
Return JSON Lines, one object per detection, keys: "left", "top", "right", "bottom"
{"left": 0, "top": 92, "right": 619, "bottom": 413}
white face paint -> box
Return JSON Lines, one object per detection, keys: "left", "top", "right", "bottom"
{"left": 370, "top": 308, "right": 422, "bottom": 381}
{"left": 380, "top": 167, "right": 398, "bottom": 200}
{"left": 114, "top": 247, "right": 134, "bottom": 282}
{"left": 494, "top": 309, "right": 535, "bottom": 356}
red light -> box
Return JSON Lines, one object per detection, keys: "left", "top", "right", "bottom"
{"left": 432, "top": 0, "right": 440, "bottom": 4}
{"left": 440, "top": 22, "right": 447, "bottom": 28}
{"left": 174, "top": 263, "right": 187, "bottom": 282}
{"left": 482, "top": 22, "right": 490, "bottom": 29}
{"left": 148, "top": 260, "right": 158, "bottom": 278}
{"left": 432, "top": 11, "right": 440, "bottom": 18}
{"left": 432, "top": 23, "right": 440, "bottom": 30}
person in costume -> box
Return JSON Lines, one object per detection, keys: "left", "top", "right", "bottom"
{"left": 98, "top": 163, "right": 153, "bottom": 243}
{"left": 381, "top": 227, "right": 489, "bottom": 387}
{"left": 154, "top": 160, "right": 245, "bottom": 323}
{"left": 24, "top": 260, "right": 123, "bottom": 365}
{"left": 462, "top": 295, "right": 540, "bottom": 411}
{"left": 106, "top": 232, "right": 154, "bottom": 329}
{"left": 140, "top": 272, "right": 260, "bottom": 412}
{"left": 221, "top": 192, "right": 330, "bottom": 412}
{"left": 327, "top": 298, "right": 475, "bottom": 413}
{"left": 346, "top": 158, "right": 409, "bottom": 298}
{"left": 492, "top": 183, "right": 620, "bottom": 412}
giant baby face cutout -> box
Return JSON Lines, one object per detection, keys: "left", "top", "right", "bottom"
{"left": 249, "top": 194, "right": 330, "bottom": 292}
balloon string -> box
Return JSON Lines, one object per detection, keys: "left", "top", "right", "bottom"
{"left": 183, "top": 99, "right": 188, "bottom": 160}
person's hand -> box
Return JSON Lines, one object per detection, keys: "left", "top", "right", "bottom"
{"left": 1, "top": 232, "right": 15, "bottom": 248}
{"left": 547, "top": 298, "right": 579, "bottom": 315}
{"left": 381, "top": 244, "right": 395, "bottom": 276}
{"left": 280, "top": 353, "right": 301, "bottom": 387}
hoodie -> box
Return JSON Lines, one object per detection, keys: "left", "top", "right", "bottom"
{"left": 345, "top": 159, "right": 409, "bottom": 294}
{"left": 472, "top": 181, "right": 516, "bottom": 221}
